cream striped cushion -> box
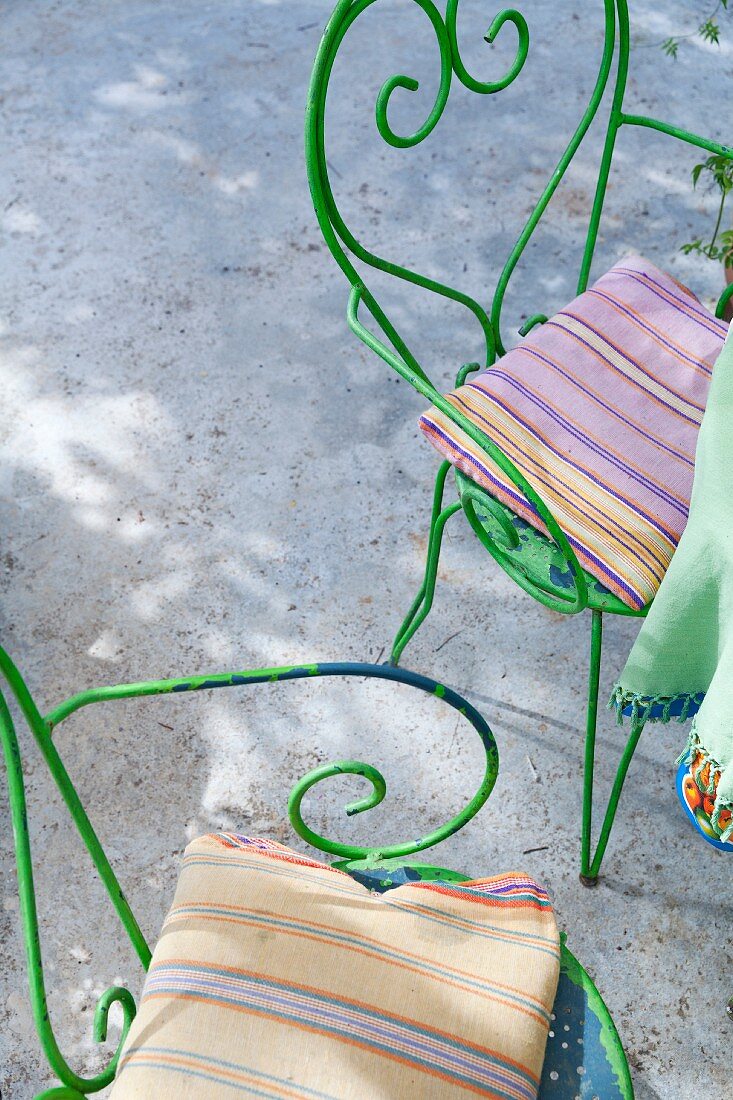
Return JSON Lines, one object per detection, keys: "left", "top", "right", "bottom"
{"left": 112, "top": 834, "right": 560, "bottom": 1099}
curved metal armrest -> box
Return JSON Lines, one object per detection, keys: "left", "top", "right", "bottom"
{"left": 349, "top": 286, "right": 588, "bottom": 611}
{"left": 1, "top": 647, "right": 499, "bottom": 1096}
{"left": 0, "top": 652, "right": 143, "bottom": 1097}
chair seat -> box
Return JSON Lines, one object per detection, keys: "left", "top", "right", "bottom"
{"left": 421, "top": 256, "right": 727, "bottom": 611}
{"left": 346, "top": 862, "right": 635, "bottom": 1100}
{"left": 110, "top": 834, "right": 634, "bottom": 1099}
{"left": 111, "top": 834, "right": 563, "bottom": 1100}
{"left": 539, "top": 947, "right": 633, "bottom": 1099}
{"left": 455, "top": 470, "right": 641, "bottom": 616}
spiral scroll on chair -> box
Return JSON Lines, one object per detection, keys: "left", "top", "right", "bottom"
{"left": 287, "top": 664, "right": 499, "bottom": 864}
{"left": 305, "top": 0, "right": 535, "bottom": 377}
{"left": 374, "top": 1, "right": 529, "bottom": 148}
{"left": 306, "top": 1, "right": 625, "bottom": 363}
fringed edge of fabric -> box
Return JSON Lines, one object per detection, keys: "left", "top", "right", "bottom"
{"left": 676, "top": 722, "right": 733, "bottom": 844}
{"left": 607, "top": 684, "right": 705, "bottom": 727}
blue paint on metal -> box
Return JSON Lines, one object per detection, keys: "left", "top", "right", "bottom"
{"left": 549, "top": 564, "right": 575, "bottom": 590}
{"left": 539, "top": 969, "right": 626, "bottom": 1099}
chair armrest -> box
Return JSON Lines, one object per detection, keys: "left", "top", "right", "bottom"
{"left": 348, "top": 286, "right": 588, "bottom": 610}
{"left": 1, "top": 649, "right": 499, "bottom": 1096}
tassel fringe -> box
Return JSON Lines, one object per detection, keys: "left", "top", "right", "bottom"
{"left": 607, "top": 683, "right": 704, "bottom": 727}
{"left": 609, "top": 688, "right": 732, "bottom": 844}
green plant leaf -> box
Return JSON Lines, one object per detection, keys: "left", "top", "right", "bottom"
{"left": 681, "top": 240, "right": 705, "bottom": 256}
{"left": 720, "top": 229, "right": 733, "bottom": 263}
{"left": 689, "top": 155, "right": 733, "bottom": 194}
{"left": 700, "top": 19, "right": 721, "bottom": 44}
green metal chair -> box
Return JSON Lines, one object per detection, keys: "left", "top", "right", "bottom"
{"left": 305, "top": 0, "right": 733, "bottom": 885}
{"left": 0, "top": 646, "right": 635, "bottom": 1097}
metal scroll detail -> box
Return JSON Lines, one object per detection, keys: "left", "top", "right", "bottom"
{"left": 1, "top": 650, "right": 498, "bottom": 1094}
{"left": 0, "top": 648, "right": 146, "bottom": 1096}
{"left": 305, "top": 1, "right": 619, "bottom": 601}
{"left": 306, "top": 1, "right": 618, "bottom": 374}
{"left": 306, "top": 0, "right": 535, "bottom": 384}
{"left": 307, "top": 1, "right": 733, "bottom": 610}
{"left": 309, "top": 1, "right": 733, "bottom": 359}
{"left": 375, "top": 1, "right": 529, "bottom": 149}
{"left": 286, "top": 663, "right": 498, "bottom": 865}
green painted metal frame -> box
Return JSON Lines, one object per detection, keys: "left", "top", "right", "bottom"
{"left": 0, "top": 645, "right": 502, "bottom": 1096}
{"left": 0, "top": 644, "right": 641, "bottom": 1097}
{"left": 305, "top": 0, "right": 733, "bottom": 884}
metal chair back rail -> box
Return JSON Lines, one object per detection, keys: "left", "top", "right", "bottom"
{"left": 305, "top": 0, "right": 733, "bottom": 884}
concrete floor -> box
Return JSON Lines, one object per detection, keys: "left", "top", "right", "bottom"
{"left": 1, "top": 1, "right": 732, "bottom": 1096}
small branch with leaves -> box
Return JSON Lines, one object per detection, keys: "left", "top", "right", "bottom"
{"left": 661, "top": 0, "right": 730, "bottom": 59}
{"left": 681, "top": 155, "right": 733, "bottom": 266}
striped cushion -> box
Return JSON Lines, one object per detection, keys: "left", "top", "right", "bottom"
{"left": 111, "top": 834, "right": 560, "bottom": 1099}
{"left": 420, "top": 256, "right": 727, "bottom": 609}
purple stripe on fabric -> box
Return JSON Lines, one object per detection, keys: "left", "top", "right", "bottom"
{"left": 144, "top": 966, "right": 538, "bottom": 1098}
{"left": 549, "top": 316, "right": 704, "bottom": 424}
{"left": 172, "top": 906, "right": 552, "bottom": 1012}
{"left": 475, "top": 884, "right": 548, "bottom": 898}
{"left": 475, "top": 372, "right": 688, "bottom": 515}
{"left": 419, "top": 417, "right": 645, "bottom": 607}
{"left": 432, "top": 878, "right": 552, "bottom": 903}
{"left": 451, "top": 394, "right": 671, "bottom": 576}
{"left": 459, "top": 387, "right": 681, "bottom": 550}
{"left": 587, "top": 289, "right": 715, "bottom": 374}
{"left": 614, "top": 267, "right": 728, "bottom": 339}
{"left": 468, "top": 879, "right": 551, "bottom": 898}
{"left": 516, "top": 345, "right": 694, "bottom": 468}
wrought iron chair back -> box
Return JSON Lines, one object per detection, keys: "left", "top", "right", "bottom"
{"left": 307, "top": 0, "right": 733, "bottom": 479}
{"left": 305, "top": 0, "right": 733, "bottom": 883}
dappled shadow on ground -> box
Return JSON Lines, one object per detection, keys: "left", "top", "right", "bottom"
{"left": 1, "top": 1, "right": 731, "bottom": 1095}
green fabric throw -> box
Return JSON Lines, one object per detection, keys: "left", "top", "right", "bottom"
{"left": 610, "top": 326, "right": 733, "bottom": 843}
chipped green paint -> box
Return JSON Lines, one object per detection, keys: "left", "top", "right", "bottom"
{"left": 287, "top": 665, "right": 497, "bottom": 861}
{"left": 45, "top": 663, "right": 322, "bottom": 728}
{"left": 458, "top": 470, "right": 648, "bottom": 618}
{"left": 2, "top": 644, "right": 634, "bottom": 1092}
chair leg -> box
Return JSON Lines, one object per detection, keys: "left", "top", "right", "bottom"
{"left": 580, "top": 609, "right": 645, "bottom": 886}
{"left": 390, "top": 462, "right": 461, "bottom": 666}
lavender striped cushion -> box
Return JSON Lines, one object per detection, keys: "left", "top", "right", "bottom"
{"left": 420, "top": 256, "right": 727, "bottom": 609}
